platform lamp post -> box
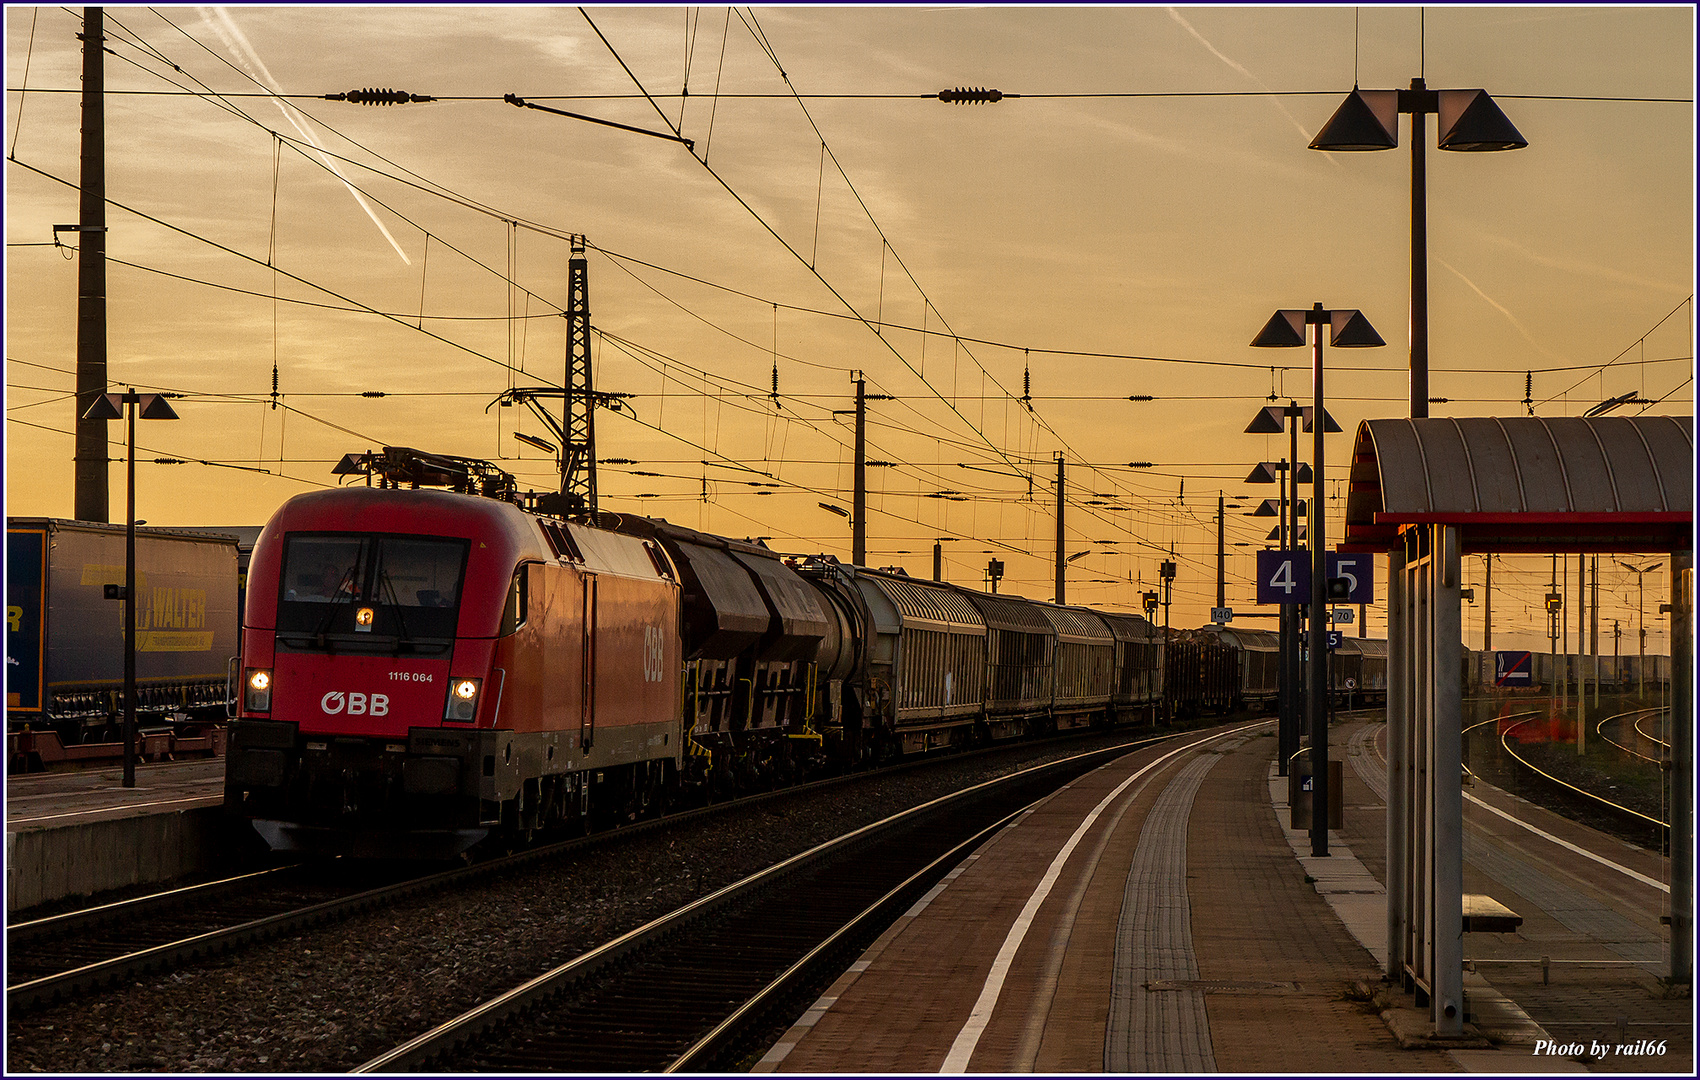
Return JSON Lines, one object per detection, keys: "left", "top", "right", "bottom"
{"left": 1252, "top": 304, "right": 1385, "bottom": 856}
{"left": 1620, "top": 561, "right": 1663, "bottom": 699}
{"left": 1308, "top": 82, "right": 1526, "bottom": 418}
{"left": 82, "top": 388, "right": 179, "bottom": 788}
{"left": 1244, "top": 449, "right": 1313, "bottom": 776}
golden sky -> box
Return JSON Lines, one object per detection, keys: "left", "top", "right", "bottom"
{"left": 5, "top": 5, "right": 1693, "bottom": 651}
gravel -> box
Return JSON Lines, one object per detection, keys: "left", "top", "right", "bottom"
{"left": 5, "top": 728, "right": 1167, "bottom": 1073}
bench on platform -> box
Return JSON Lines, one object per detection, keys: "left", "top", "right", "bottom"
{"left": 1462, "top": 894, "right": 1522, "bottom": 933}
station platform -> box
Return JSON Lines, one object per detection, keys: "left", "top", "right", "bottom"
{"left": 757, "top": 718, "right": 1687, "bottom": 1074}
{"left": 4, "top": 758, "right": 257, "bottom": 912}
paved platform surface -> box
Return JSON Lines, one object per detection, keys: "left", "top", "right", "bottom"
{"left": 5, "top": 759, "right": 242, "bottom": 912}
{"left": 757, "top": 717, "right": 1691, "bottom": 1074}
{"left": 7, "top": 759, "right": 226, "bottom": 835}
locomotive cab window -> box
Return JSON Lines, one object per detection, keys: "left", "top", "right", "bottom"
{"left": 499, "top": 564, "right": 532, "bottom": 636}
{"left": 277, "top": 533, "right": 469, "bottom": 650}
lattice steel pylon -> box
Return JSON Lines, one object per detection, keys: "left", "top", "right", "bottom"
{"left": 562, "top": 236, "right": 596, "bottom": 514}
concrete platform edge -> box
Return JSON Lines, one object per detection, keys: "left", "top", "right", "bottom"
{"left": 6, "top": 806, "right": 237, "bottom": 911}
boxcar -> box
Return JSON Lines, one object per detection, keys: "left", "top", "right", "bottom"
{"left": 959, "top": 590, "right": 1055, "bottom": 739}
{"left": 1210, "top": 627, "right": 1280, "bottom": 712}
{"left": 1039, "top": 604, "right": 1117, "bottom": 728}
{"left": 1100, "top": 611, "right": 1163, "bottom": 723}
{"left": 851, "top": 569, "right": 987, "bottom": 754}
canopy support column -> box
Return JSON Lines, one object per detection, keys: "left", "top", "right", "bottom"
{"left": 1394, "top": 525, "right": 1462, "bottom": 1034}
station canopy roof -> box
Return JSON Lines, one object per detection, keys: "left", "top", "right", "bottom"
{"left": 1343, "top": 415, "right": 1692, "bottom": 554}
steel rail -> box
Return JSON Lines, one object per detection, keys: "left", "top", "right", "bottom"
{"left": 1459, "top": 710, "right": 1541, "bottom": 780}
{"left": 1631, "top": 708, "right": 1671, "bottom": 750}
{"left": 661, "top": 805, "right": 1022, "bottom": 1073}
{"left": 353, "top": 728, "right": 1209, "bottom": 1073}
{"left": 6, "top": 864, "right": 294, "bottom": 942}
{"left": 1500, "top": 717, "right": 1669, "bottom": 829}
{"left": 1596, "top": 707, "right": 1667, "bottom": 765}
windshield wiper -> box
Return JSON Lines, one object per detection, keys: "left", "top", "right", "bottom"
{"left": 311, "top": 565, "right": 362, "bottom": 637}
{"left": 376, "top": 566, "right": 413, "bottom": 641}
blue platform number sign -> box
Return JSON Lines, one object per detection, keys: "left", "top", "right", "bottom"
{"left": 1494, "top": 651, "right": 1533, "bottom": 688}
{"left": 1256, "top": 550, "right": 1375, "bottom": 606}
{"left": 6, "top": 527, "right": 47, "bottom": 712}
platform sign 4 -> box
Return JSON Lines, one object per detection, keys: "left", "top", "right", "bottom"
{"left": 1255, "top": 550, "right": 1375, "bottom": 606}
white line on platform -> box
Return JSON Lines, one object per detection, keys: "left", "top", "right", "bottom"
{"left": 1463, "top": 792, "right": 1669, "bottom": 894}
{"left": 1365, "top": 719, "right": 1665, "bottom": 893}
{"left": 937, "top": 720, "right": 1270, "bottom": 1073}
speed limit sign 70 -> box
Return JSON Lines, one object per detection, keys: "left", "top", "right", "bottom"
{"left": 1256, "top": 550, "right": 1374, "bottom": 605}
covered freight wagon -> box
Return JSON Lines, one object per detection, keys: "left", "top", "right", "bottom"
{"left": 6, "top": 519, "right": 240, "bottom": 756}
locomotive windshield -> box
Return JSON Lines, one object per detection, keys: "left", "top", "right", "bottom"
{"left": 276, "top": 533, "right": 468, "bottom": 650}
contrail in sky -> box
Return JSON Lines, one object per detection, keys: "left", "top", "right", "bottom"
{"left": 1435, "top": 255, "right": 1568, "bottom": 364}
{"left": 199, "top": 6, "right": 411, "bottom": 265}
{"left": 1164, "top": 7, "right": 1324, "bottom": 151}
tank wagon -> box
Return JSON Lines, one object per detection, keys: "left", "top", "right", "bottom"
{"left": 6, "top": 518, "right": 240, "bottom": 758}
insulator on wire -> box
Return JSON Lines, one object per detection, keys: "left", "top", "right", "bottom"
{"left": 328, "top": 88, "right": 435, "bottom": 105}
{"left": 938, "top": 86, "right": 1003, "bottom": 104}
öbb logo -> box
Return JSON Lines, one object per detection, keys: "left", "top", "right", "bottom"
{"left": 320, "top": 691, "right": 390, "bottom": 716}
{"left": 642, "top": 625, "right": 666, "bottom": 683}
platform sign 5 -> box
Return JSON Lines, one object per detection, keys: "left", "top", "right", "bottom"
{"left": 1494, "top": 651, "right": 1533, "bottom": 687}
{"left": 1256, "top": 550, "right": 1375, "bottom": 605}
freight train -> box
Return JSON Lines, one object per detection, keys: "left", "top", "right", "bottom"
{"left": 222, "top": 477, "right": 1189, "bottom": 856}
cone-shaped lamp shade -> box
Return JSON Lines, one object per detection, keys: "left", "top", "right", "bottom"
{"left": 1294, "top": 462, "right": 1314, "bottom": 484}
{"left": 82, "top": 393, "right": 124, "bottom": 421}
{"left": 1300, "top": 407, "right": 1343, "bottom": 433}
{"left": 1251, "top": 499, "right": 1280, "bottom": 517}
{"left": 1309, "top": 89, "right": 1399, "bottom": 151}
{"left": 1245, "top": 462, "right": 1280, "bottom": 484}
{"left": 1244, "top": 406, "right": 1286, "bottom": 433}
{"left": 1437, "top": 89, "right": 1527, "bottom": 152}
{"left": 1268, "top": 526, "right": 1307, "bottom": 542}
{"left": 1328, "top": 309, "right": 1386, "bottom": 348}
{"left": 1251, "top": 309, "right": 1308, "bottom": 348}
{"left": 138, "top": 394, "right": 179, "bottom": 421}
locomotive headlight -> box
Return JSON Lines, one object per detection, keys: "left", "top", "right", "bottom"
{"left": 445, "top": 677, "right": 482, "bottom": 721}
{"left": 245, "top": 668, "right": 272, "bottom": 713}
{"left": 355, "top": 606, "right": 375, "bottom": 631}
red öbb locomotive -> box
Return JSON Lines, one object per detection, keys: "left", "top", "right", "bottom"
{"left": 226, "top": 485, "right": 680, "bottom": 856}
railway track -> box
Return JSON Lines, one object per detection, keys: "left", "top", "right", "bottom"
{"left": 1499, "top": 714, "right": 1669, "bottom": 833}
{"left": 354, "top": 727, "right": 1247, "bottom": 1074}
{"left": 5, "top": 860, "right": 444, "bottom": 1011}
{"left": 1595, "top": 707, "right": 1670, "bottom": 764}
{"left": 5, "top": 725, "right": 1174, "bottom": 1015}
